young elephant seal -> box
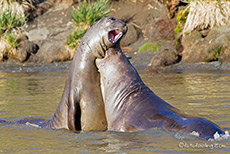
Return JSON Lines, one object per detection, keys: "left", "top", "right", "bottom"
{"left": 96, "top": 47, "right": 224, "bottom": 140}
{"left": 44, "top": 17, "right": 127, "bottom": 131}
{"left": 0, "top": 17, "right": 127, "bottom": 131}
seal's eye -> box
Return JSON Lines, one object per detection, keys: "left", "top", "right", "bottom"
{"left": 108, "top": 17, "right": 116, "bottom": 21}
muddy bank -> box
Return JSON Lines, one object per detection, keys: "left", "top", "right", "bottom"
{"left": 3, "top": 60, "right": 230, "bottom": 74}
{"left": 0, "top": 61, "right": 71, "bottom": 73}
{"left": 160, "top": 62, "right": 230, "bottom": 73}
{"left": 24, "top": 5, "right": 75, "bottom": 62}
{"left": 1, "top": 0, "right": 230, "bottom": 73}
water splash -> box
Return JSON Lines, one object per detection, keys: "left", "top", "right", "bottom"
{"left": 25, "top": 122, "right": 41, "bottom": 128}
{"left": 190, "top": 131, "right": 200, "bottom": 137}
{"left": 208, "top": 131, "right": 230, "bottom": 141}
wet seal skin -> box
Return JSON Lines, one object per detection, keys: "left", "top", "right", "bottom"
{"left": 44, "top": 17, "right": 127, "bottom": 131}
{"left": 96, "top": 47, "right": 225, "bottom": 140}
{"left": 0, "top": 17, "right": 128, "bottom": 131}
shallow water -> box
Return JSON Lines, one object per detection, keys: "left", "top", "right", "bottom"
{"left": 0, "top": 65, "right": 230, "bottom": 153}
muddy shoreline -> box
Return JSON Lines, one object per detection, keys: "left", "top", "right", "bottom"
{"left": 2, "top": 60, "right": 230, "bottom": 74}
{"left": 0, "top": 61, "right": 71, "bottom": 73}
{"left": 1, "top": 0, "right": 230, "bottom": 73}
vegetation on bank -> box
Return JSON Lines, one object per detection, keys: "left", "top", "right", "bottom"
{"left": 174, "top": 0, "right": 230, "bottom": 45}
{"left": 0, "top": 0, "right": 29, "bottom": 61}
{"left": 66, "top": 0, "right": 110, "bottom": 50}
{"left": 138, "top": 42, "right": 161, "bottom": 53}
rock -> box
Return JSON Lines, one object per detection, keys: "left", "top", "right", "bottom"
{"left": 0, "top": 40, "right": 10, "bottom": 61}
{"left": 14, "top": 34, "right": 39, "bottom": 62}
{"left": 24, "top": 0, "right": 78, "bottom": 21}
{"left": 149, "top": 49, "right": 179, "bottom": 69}
{"left": 25, "top": 5, "right": 74, "bottom": 62}
{"left": 0, "top": 34, "right": 38, "bottom": 62}
{"left": 120, "top": 23, "right": 139, "bottom": 47}
{"left": 27, "top": 28, "right": 50, "bottom": 41}
{"left": 110, "top": 0, "right": 178, "bottom": 68}
{"left": 147, "top": 12, "right": 177, "bottom": 41}
{"left": 14, "top": 48, "right": 28, "bottom": 62}
{"left": 181, "top": 26, "right": 230, "bottom": 63}
{"left": 110, "top": 0, "right": 172, "bottom": 42}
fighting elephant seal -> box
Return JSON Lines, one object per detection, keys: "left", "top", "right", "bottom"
{"left": 0, "top": 17, "right": 127, "bottom": 131}
{"left": 43, "top": 17, "right": 127, "bottom": 131}
{"left": 96, "top": 47, "right": 224, "bottom": 140}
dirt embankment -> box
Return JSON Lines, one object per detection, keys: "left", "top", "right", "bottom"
{"left": 22, "top": 0, "right": 178, "bottom": 67}
{"left": 2, "top": 0, "right": 230, "bottom": 72}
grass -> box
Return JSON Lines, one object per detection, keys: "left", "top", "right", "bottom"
{"left": 207, "top": 46, "right": 222, "bottom": 61}
{"left": 174, "top": 0, "right": 230, "bottom": 50}
{"left": 66, "top": 0, "right": 111, "bottom": 49}
{"left": 0, "top": 8, "right": 26, "bottom": 34}
{"left": 0, "top": 1, "right": 27, "bottom": 61}
{"left": 174, "top": 9, "right": 189, "bottom": 46}
{"left": 0, "top": 0, "right": 26, "bottom": 16}
{"left": 0, "top": 0, "right": 32, "bottom": 5}
{"left": 138, "top": 42, "right": 161, "bottom": 53}
{"left": 72, "top": 0, "right": 110, "bottom": 27}
{"left": 6, "top": 32, "right": 18, "bottom": 48}
{"left": 213, "top": 46, "right": 222, "bottom": 61}
{"left": 66, "top": 29, "right": 86, "bottom": 49}
{"left": 177, "top": 0, "right": 230, "bottom": 35}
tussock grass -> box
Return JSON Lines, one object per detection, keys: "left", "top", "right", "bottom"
{"left": 0, "top": 0, "right": 27, "bottom": 61}
{"left": 0, "top": 8, "right": 26, "bottom": 34}
{"left": 72, "top": 0, "right": 110, "bottom": 27}
{"left": 0, "top": 0, "right": 25, "bottom": 17}
{"left": 66, "top": 29, "right": 86, "bottom": 49}
{"left": 66, "top": 0, "right": 111, "bottom": 49}
{"left": 182, "top": 0, "right": 230, "bottom": 34}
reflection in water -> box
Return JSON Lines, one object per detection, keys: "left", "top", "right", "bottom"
{"left": 0, "top": 69, "right": 230, "bottom": 153}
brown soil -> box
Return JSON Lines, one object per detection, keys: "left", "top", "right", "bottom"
{"left": 2, "top": 0, "right": 179, "bottom": 70}
{"left": 109, "top": 0, "right": 177, "bottom": 69}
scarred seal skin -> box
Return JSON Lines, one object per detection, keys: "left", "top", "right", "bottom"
{"left": 96, "top": 47, "right": 224, "bottom": 140}
{"left": 0, "top": 17, "right": 127, "bottom": 131}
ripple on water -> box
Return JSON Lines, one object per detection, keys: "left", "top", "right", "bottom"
{"left": 217, "top": 105, "right": 230, "bottom": 108}
{"left": 0, "top": 70, "right": 230, "bottom": 153}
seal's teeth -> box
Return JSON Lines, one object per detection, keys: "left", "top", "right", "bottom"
{"left": 109, "top": 30, "right": 123, "bottom": 44}
{"left": 114, "top": 32, "right": 122, "bottom": 42}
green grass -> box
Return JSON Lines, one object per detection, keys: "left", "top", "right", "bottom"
{"left": 66, "top": 29, "right": 86, "bottom": 49}
{"left": 214, "top": 46, "right": 222, "bottom": 61}
{"left": 0, "top": 3, "right": 27, "bottom": 60}
{"left": 138, "top": 42, "right": 161, "bottom": 53}
{"left": 6, "top": 32, "right": 18, "bottom": 48}
{"left": 174, "top": 9, "right": 189, "bottom": 47}
{"left": 66, "top": 0, "right": 111, "bottom": 49}
{"left": 0, "top": 8, "right": 26, "bottom": 34}
{"left": 72, "top": 0, "right": 110, "bottom": 27}
{"left": 0, "top": 7, "right": 26, "bottom": 49}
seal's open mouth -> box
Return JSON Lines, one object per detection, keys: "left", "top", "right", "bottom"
{"left": 109, "top": 30, "right": 123, "bottom": 44}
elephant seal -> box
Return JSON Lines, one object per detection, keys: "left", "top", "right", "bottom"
{"left": 43, "top": 17, "right": 127, "bottom": 131}
{"left": 0, "top": 17, "right": 127, "bottom": 131}
{"left": 96, "top": 47, "right": 224, "bottom": 140}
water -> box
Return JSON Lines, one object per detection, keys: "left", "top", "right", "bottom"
{"left": 0, "top": 65, "right": 230, "bottom": 153}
